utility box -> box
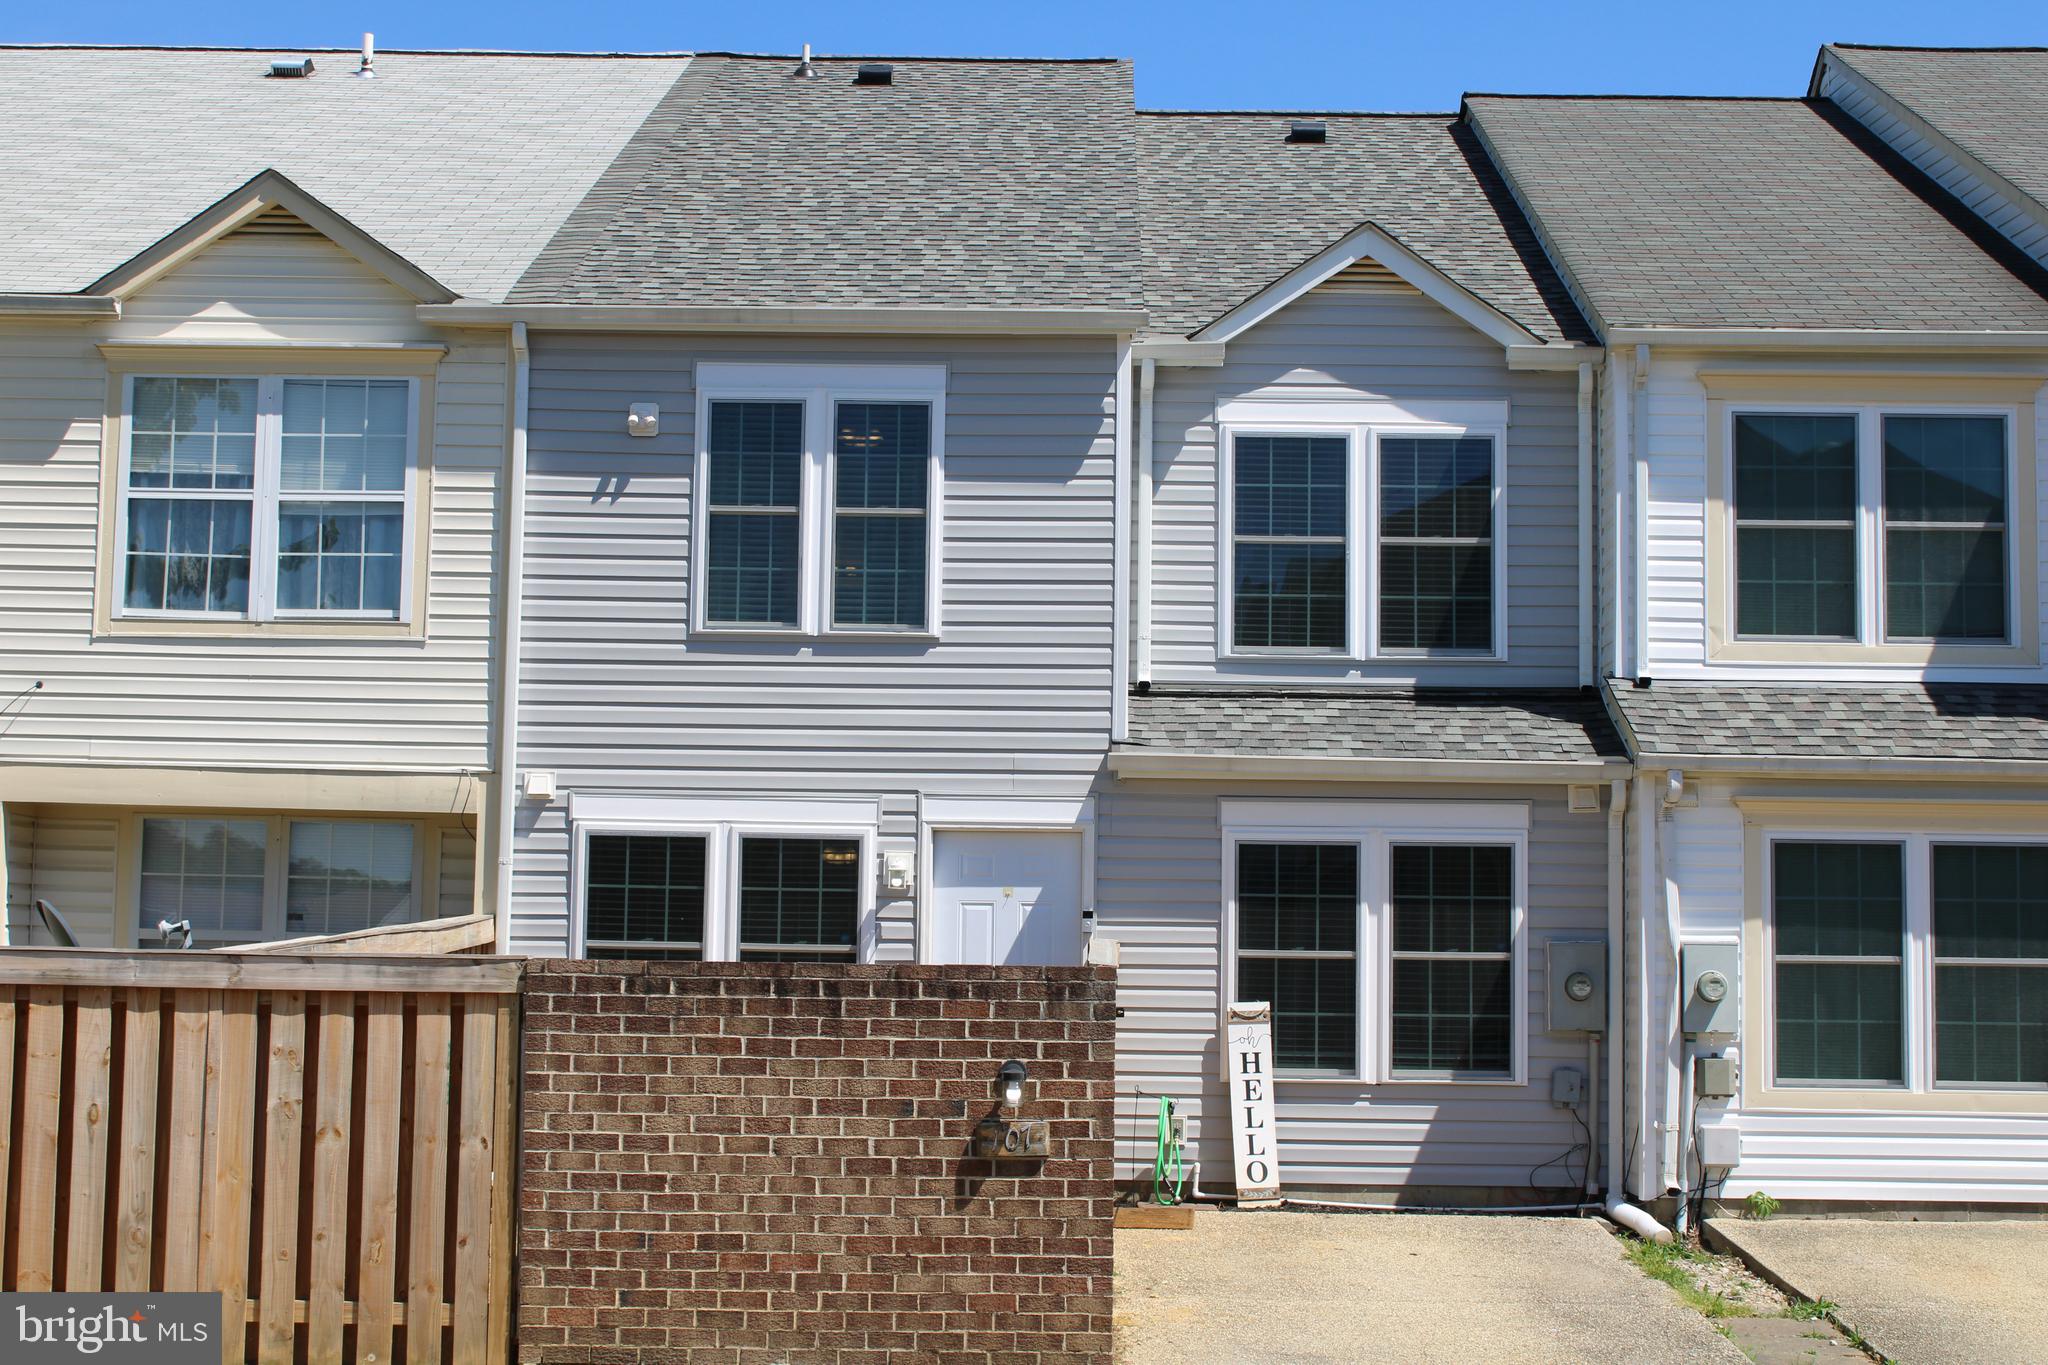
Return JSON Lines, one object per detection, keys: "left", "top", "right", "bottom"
{"left": 1546, "top": 939, "right": 1607, "bottom": 1032}
{"left": 1550, "top": 1066, "right": 1585, "bottom": 1107}
{"left": 1695, "top": 1053, "right": 1738, "bottom": 1100}
{"left": 1681, "top": 943, "right": 1740, "bottom": 1036}
{"left": 1695, "top": 1117, "right": 1743, "bottom": 1169}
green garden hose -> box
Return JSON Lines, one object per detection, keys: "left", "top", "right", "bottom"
{"left": 1153, "top": 1096, "right": 1185, "bottom": 1205}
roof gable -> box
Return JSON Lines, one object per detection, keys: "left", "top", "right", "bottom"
{"left": 89, "top": 169, "right": 454, "bottom": 303}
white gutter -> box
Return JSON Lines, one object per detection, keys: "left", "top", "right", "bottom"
{"left": 1108, "top": 751, "right": 1629, "bottom": 784}
{"left": 1136, "top": 357, "right": 1157, "bottom": 687}
{"left": 1605, "top": 326, "right": 2048, "bottom": 351}
{"left": 417, "top": 302, "right": 1150, "bottom": 336}
{"left": 1111, "top": 339, "right": 1134, "bottom": 743}
{"left": 1631, "top": 344, "right": 1651, "bottom": 682}
{"left": 0, "top": 294, "right": 120, "bottom": 318}
{"left": 1132, "top": 337, "right": 1225, "bottom": 366}
{"left": 1601, "top": 778, "right": 1669, "bottom": 1241}
{"left": 1634, "top": 752, "right": 2048, "bottom": 781}
{"left": 1506, "top": 343, "right": 1606, "bottom": 372}
{"left": 491, "top": 322, "right": 531, "bottom": 952}
{"left": 1576, "top": 362, "right": 1595, "bottom": 687}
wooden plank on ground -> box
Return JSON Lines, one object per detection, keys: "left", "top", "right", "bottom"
{"left": 17, "top": 985, "right": 66, "bottom": 1291}
{"left": 306, "top": 992, "right": 354, "bottom": 1365}
{"left": 161, "top": 988, "right": 211, "bottom": 1292}
{"left": 1114, "top": 1204, "right": 1196, "bottom": 1230}
{"left": 257, "top": 991, "right": 305, "bottom": 1365}
{"left": 485, "top": 993, "right": 517, "bottom": 1365}
{"left": 356, "top": 996, "right": 404, "bottom": 1365}
{"left": 65, "top": 986, "right": 114, "bottom": 1289}
{"left": 0, "top": 987, "right": 17, "bottom": 1279}
{"left": 114, "top": 987, "right": 161, "bottom": 1291}
{"left": 406, "top": 993, "right": 452, "bottom": 1365}
{"left": 204, "top": 990, "right": 258, "bottom": 1365}
{"left": 451, "top": 998, "right": 496, "bottom": 1365}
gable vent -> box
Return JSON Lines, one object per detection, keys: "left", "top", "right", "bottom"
{"left": 1286, "top": 120, "right": 1327, "bottom": 144}
{"left": 855, "top": 63, "right": 894, "bottom": 86}
{"left": 228, "top": 206, "right": 321, "bottom": 240}
{"left": 266, "top": 57, "right": 316, "bottom": 79}
{"left": 1322, "top": 258, "right": 1415, "bottom": 292}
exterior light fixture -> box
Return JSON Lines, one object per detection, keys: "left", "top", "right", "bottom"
{"left": 998, "top": 1059, "right": 1028, "bottom": 1110}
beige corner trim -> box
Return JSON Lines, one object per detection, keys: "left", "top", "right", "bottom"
{"left": 0, "top": 765, "right": 481, "bottom": 812}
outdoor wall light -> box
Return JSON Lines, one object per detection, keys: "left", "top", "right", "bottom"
{"left": 998, "top": 1059, "right": 1029, "bottom": 1110}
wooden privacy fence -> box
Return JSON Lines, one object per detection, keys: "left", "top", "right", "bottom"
{"left": 0, "top": 949, "right": 522, "bottom": 1365}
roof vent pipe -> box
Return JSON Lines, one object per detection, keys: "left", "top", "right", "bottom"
{"left": 1286, "top": 120, "right": 1327, "bottom": 144}
{"left": 855, "top": 62, "right": 894, "bottom": 86}
{"left": 355, "top": 32, "right": 376, "bottom": 79}
{"left": 795, "top": 43, "right": 817, "bottom": 78}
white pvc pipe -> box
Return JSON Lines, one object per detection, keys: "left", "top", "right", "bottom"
{"left": 490, "top": 322, "right": 531, "bottom": 951}
{"left": 1604, "top": 777, "right": 1672, "bottom": 1242}
{"left": 1585, "top": 1033, "right": 1600, "bottom": 1198}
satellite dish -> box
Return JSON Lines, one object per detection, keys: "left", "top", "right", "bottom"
{"left": 32, "top": 898, "right": 79, "bottom": 948}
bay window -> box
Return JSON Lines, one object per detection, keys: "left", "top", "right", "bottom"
{"left": 118, "top": 374, "right": 417, "bottom": 622}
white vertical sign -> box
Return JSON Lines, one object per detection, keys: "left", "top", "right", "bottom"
{"left": 1226, "top": 1001, "right": 1281, "bottom": 1203}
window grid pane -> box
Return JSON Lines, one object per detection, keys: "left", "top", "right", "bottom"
{"left": 585, "top": 834, "right": 707, "bottom": 958}
{"left": 129, "top": 377, "right": 258, "bottom": 492}
{"left": 138, "top": 817, "right": 268, "bottom": 945}
{"left": 738, "top": 837, "right": 859, "bottom": 961}
{"left": 1232, "top": 435, "right": 1347, "bottom": 650}
{"left": 1933, "top": 845, "right": 2048, "bottom": 1086}
{"left": 1378, "top": 436, "right": 1494, "bottom": 652}
{"left": 1236, "top": 842, "right": 1358, "bottom": 1073}
{"left": 1389, "top": 845, "right": 1514, "bottom": 1075}
{"left": 1772, "top": 841, "right": 1904, "bottom": 1084}
{"left": 280, "top": 378, "right": 409, "bottom": 494}
{"left": 124, "top": 498, "right": 252, "bottom": 613}
{"left": 278, "top": 501, "right": 403, "bottom": 614}
{"left": 707, "top": 401, "right": 804, "bottom": 627}
{"left": 832, "top": 400, "right": 931, "bottom": 629}
{"left": 1883, "top": 415, "right": 2008, "bottom": 642}
{"left": 1733, "top": 414, "right": 1858, "bottom": 639}
{"left": 284, "top": 821, "right": 416, "bottom": 938}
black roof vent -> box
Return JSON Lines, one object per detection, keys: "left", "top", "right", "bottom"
{"left": 1286, "top": 120, "right": 1327, "bottom": 144}
{"left": 855, "top": 63, "right": 895, "bottom": 86}
{"left": 266, "top": 57, "right": 317, "bottom": 79}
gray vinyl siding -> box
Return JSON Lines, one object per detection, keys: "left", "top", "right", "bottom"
{"left": 1150, "top": 282, "right": 1583, "bottom": 685}
{"left": 1098, "top": 778, "right": 1608, "bottom": 1193}
{"left": 4, "top": 805, "right": 31, "bottom": 944}
{"left": 510, "top": 332, "right": 1119, "bottom": 954}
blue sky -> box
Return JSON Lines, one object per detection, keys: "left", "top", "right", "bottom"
{"left": 15, "top": 1, "right": 2048, "bottom": 110}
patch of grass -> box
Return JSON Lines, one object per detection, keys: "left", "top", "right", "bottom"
{"left": 1621, "top": 1237, "right": 1757, "bottom": 1320}
{"left": 1785, "top": 1298, "right": 1838, "bottom": 1321}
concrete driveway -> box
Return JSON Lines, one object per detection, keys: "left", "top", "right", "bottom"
{"left": 1115, "top": 1208, "right": 1746, "bottom": 1365}
{"left": 1709, "top": 1217, "right": 2048, "bottom": 1365}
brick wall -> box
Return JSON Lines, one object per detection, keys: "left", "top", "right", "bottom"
{"left": 519, "top": 961, "right": 1118, "bottom": 1364}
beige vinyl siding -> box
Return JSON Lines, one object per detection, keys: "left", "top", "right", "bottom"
{"left": 508, "top": 332, "right": 1119, "bottom": 955}
{"left": 436, "top": 825, "right": 479, "bottom": 919}
{"left": 1097, "top": 779, "right": 1608, "bottom": 1192}
{"left": 1149, "top": 281, "right": 1584, "bottom": 684}
{"left": 4, "top": 805, "right": 32, "bottom": 944}
{"left": 0, "top": 229, "right": 503, "bottom": 772}
{"left": 11, "top": 811, "right": 118, "bottom": 947}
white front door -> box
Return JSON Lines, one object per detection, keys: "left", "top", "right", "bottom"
{"left": 930, "top": 829, "right": 1083, "bottom": 966}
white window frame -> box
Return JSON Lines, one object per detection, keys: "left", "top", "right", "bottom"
{"left": 691, "top": 362, "right": 947, "bottom": 640}
{"left": 112, "top": 373, "right": 422, "bottom": 624}
{"left": 568, "top": 795, "right": 880, "bottom": 961}
{"left": 1760, "top": 828, "right": 2048, "bottom": 1095}
{"left": 1218, "top": 799, "right": 1529, "bottom": 1086}
{"left": 130, "top": 812, "right": 429, "bottom": 948}
{"left": 1214, "top": 396, "right": 1510, "bottom": 663}
{"left": 1723, "top": 402, "right": 2020, "bottom": 649}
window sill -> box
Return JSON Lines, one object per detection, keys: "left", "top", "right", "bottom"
{"left": 1708, "top": 634, "right": 2035, "bottom": 669}
{"left": 95, "top": 616, "right": 425, "bottom": 643}
{"left": 690, "top": 627, "right": 940, "bottom": 645}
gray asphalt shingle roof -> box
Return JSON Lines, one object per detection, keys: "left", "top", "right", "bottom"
{"left": 1828, "top": 45, "right": 2048, "bottom": 216}
{"left": 1609, "top": 683, "right": 2048, "bottom": 763}
{"left": 0, "top": 45, "right": 689, "bottom": 301}
{"left": 512, "top": 54, "right": 1142, "bottom": 309}
{"left": 1120, "top": 689, "right": 1624, "bottom": 763}
{"left": 1464, "top": 94, "right": 2048, "bottom": 333}
{"left": 1137, "top": 113, "right": 1590, "bottom": 341}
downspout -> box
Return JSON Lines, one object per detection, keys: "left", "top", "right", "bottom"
{"left": 1576, "top": 362, "right": 1595, "bottom": 686}
{"left": 1610, "top": 352, "right": 1629, "bottom": 682}
{"left": 1633, "top": 768, "right": 1662, "bottom": 1208}
{"left": 490, "top": 321, "right": 531, "bottom": 952}
{"left": 1631, "top": 344, "right": 1651, "bottom": 681}
{"left": 1136, "top": 357, "right": 1157, "bottom": 687}
{"left": 1662, "top": 768, "right": 1691, "bottom": 1236}
{"left": 1110, "top": 338, "right": 1134, "bottom": 742}
{"left": 1602, "top": 778, "right": 1669, "bottom": 1241}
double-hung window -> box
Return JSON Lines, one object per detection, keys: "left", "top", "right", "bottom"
{"left": 1765, "top": 831, "right": 2047, "bottom": 1093}
{"left": 1218, "top": 401, "right": 1506, "bottom": 661}
{"left": 572, "top": 799, "right": 876, "bottom": 962}
{"left": 1722, "top": 401, "right": 2026, "bottom": 657}
{"left": 138, "top": 814, "right": 424, "bottom": 948}
{"left": 694, "top": 364, "right": 944, "bottom": 637}
{"left": 1223, "top": 801, "right": 1526, "bottom": 1084}
{"left": 118, "top": 374, "right": 418, "bottom": 623}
